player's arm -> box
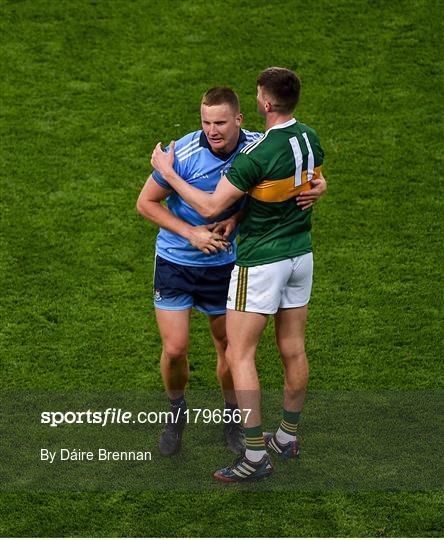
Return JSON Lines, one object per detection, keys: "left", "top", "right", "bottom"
{"left": 136, "top": 175, "right": 228, "bottom": 254}
{"left": 151, "top": 142, "right": 245, "bottom": 220}
{"left": 296, "top": 171, "right": 327, "bottom": 210}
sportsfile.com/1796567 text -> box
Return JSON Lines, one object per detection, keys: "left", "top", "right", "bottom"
{"left": 40, "top": 408, "right": 251, "bottom": 428}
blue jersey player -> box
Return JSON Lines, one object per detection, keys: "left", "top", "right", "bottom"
{"left": 137, "top": 87, "right": 262, "bottom": 456}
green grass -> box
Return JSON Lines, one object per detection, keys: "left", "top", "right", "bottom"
{"left": 1, "top": 0, "right": 443, "bottom": 536}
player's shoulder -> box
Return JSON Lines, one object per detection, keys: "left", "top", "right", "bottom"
{"left": 242, "top": 128, "right": 263, "bottom": 144}
{"left": 238, "top": 129, "right": 266, "bottom": 157}
{"left": 239, "top": 127, "right": 280, "bottom": 160}
{"left": 294, "top": 121, "right": 320, "bottom": 141}
{"left": 173, "top": 130, "right": 203, "bottom": 162}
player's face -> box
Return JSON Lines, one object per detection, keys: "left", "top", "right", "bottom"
{"left": 201, "top": 103, "right": 243, "bottom": 155}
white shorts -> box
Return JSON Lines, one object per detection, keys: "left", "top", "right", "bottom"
{"left": 226, "top": 253, "right": 313, "bottom": 314}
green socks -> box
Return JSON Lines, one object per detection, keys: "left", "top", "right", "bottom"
{"left": 275, "top": 409, "right": 300, "bottom": 445}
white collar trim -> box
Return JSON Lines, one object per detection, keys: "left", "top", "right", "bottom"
{"left": 266, "top": 118, "right": 297, "bottom": 133}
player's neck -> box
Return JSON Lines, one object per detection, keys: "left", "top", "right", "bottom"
{"left": 265, "top": 112, "right": 294, "bottom": 131}
{"left": 221, "top": 138, "right": 238, "bottom": 156}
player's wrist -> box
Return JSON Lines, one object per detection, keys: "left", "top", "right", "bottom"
{"left": 182, "top": 224, "right": 194, "bottom": 241}
{"left": 162, "top": 168, "right": 177, "bottom": 183}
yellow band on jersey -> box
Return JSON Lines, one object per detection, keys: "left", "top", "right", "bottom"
{"left": 248, "top": 166, "right": 322, "bottom": 203}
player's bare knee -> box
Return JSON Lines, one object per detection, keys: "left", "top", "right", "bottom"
{"left": 225, "top": 344, "right": 255, "bottom": 374}
{"left": 162, "top": 345, "right": 188, "bottom": 367}
{"left": 225, "top": 344, "right": 246, "bottom": 367}
{"left": 279, "top": 348, "right": 306, "bottom": 366}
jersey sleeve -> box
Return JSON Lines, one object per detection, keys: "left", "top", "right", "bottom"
{"left": 152, "top": 169, "right": 170, "bottom": 190}
{"left": 151, "top": 144, "right": 176, "bottom": 190}
{"left": 226, "top": 153, "right": 264, "bottom": 192}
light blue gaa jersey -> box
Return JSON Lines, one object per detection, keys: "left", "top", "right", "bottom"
{"left": 152, "top": 128, "right": 262, "bottom": 267}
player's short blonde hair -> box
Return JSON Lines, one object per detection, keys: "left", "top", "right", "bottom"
{"left": 201, "top": 87, "right": 240, "bottom": 114}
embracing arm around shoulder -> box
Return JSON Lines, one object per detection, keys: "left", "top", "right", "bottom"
{"left": 151, "top": 142, "right": 245, "bottom": 221}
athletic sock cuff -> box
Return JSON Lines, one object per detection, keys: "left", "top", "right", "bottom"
{"left": 245, "top": 425, "right": 265, "bottom": 450}
{"left": 283, "top": 409, "right": 300, "bottom": 424}
{"left": 280, "top": 410, "right": 300, "bottom": 435}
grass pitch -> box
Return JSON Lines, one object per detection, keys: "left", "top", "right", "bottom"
{"left": 1, "top": 0, "right": 442, "bottom": 536}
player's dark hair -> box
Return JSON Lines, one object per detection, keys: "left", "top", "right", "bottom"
{"left": 201, "top": 87, "right": 240, "bottom": 114}
{"left": 257, "top": 67, "right": 301, "bottom": 114}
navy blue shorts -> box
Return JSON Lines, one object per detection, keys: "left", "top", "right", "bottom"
{"left": 153, "top": 256, "right": 235, "bottom": 315}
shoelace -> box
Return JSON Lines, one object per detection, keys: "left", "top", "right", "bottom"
{"left": 232, "top": 454, "right": 251, "bottom": 468}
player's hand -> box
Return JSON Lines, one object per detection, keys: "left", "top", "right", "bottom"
{"left": 187, "top": 224, "right": 230, "bottom": 255}
{"left": 212, "top": 216, "right": 237, "bottom": 240}
{"left": 151, "top": 141, "right": 176, "bottom": 175}
{"left": 296, "top": 173, "right": 327, "bottom": 210}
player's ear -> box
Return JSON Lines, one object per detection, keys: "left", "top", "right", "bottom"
{"left": 236, "top": 113, "right": 243, "bottom": 126}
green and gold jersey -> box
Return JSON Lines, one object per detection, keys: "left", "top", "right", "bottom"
{"left": 226, "top": 118, "right": 324, "bottom": 267}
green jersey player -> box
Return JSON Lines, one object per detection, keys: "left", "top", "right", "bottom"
{"left": 151, "top": 67, "right": 326, "bottom": 482}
